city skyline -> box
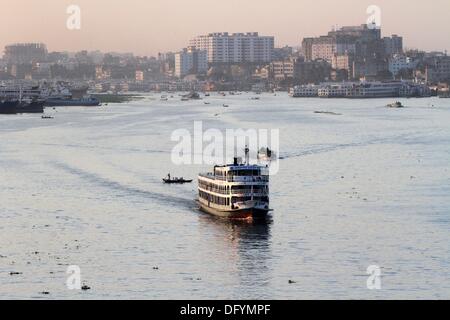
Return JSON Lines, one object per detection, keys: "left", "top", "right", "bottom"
{"left": 2, "top": 0, "right": 450, "bottom": 56}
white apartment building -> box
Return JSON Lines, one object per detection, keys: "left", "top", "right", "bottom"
{"left": 175, "top": 47, "right": 208, "bottom": 78}
{"left": 189, "top": 32, "right": 274, "bottom": 64}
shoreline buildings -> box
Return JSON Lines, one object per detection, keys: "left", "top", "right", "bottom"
{"left": 1, "top": 24, "right": 449, "bottom": 91}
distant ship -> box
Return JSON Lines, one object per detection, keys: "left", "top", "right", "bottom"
{"left": 44, "top": 96, "right": 101, "bottom": 107}
{"left": 197, "top": 148, "right": 271, "bottom": 220}
{"left": 40, "top": 81, "right": 100, "bottom": 107}
{"left": 290, "top": 81, "right": 432, "bottom": 98}
{"left": 0, "top": 86, "right": 45, "bottom": 114}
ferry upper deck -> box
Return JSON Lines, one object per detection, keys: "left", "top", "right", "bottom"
{"left": 198, "top": 163, "right": 269, "bottom": 185}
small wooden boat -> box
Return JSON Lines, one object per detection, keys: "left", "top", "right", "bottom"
{"left": 163, "top": 178, "right": 193, "bottom": 184}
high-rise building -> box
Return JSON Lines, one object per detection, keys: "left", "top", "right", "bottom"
{"left": 302, "top": 24, "right": 390, "bottom": 80}
{"left": 384, "top": 35, "right": 403, "bottom": 56}
{"left": 174, "top": 47, "right": 208, "bottom": 78}
{"left": 189, "top": 32, "right": 274, "bottom": 64}
{"left": 426, "top": 55, "right": 450, "bottom": 83}
{"left": 302, "top": 24, "right": 383, "bottom": 63}
{"left": 3, "top": 43, "right": 48, "bottom": 64}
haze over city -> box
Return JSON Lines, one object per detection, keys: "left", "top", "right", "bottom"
{"left": 2, "top": 0, "right": 450, "bottom": 55}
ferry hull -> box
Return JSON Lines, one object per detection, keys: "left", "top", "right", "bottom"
{"left": 0, "top": 101, "right": 18, "bottom": 114}
{"left": 16, "top": 101, "right": 45, "bottom": 113}
{"left": 45, "top": 98, "right": 100, "bottom": 107}
{"left": 199, "top": 203, "right": 269, "bottom": 220}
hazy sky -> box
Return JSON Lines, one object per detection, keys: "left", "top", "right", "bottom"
{"left": 2, "top": 0, "right": 449, "bottom": 56}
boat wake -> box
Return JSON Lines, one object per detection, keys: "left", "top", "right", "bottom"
{"left": 52, "top": 161, "right": 194, "bottom": 209}
{"left": 278, "top": 132, "right": 424, "bottom": 160}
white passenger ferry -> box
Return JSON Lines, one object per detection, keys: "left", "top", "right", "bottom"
{"left": 198, "top": 149, "right": 271, "bottom": 220}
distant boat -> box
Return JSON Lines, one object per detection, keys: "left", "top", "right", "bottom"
{"left": 387, "top": 101, "right": 404, "bottom": 108}
{"left": 181, "top": 91, "right": 201, "bottom": 101}
{"left": 163, "top": 177, "right": 193, "bottom": 184}
{"left": 314, "top": 111, "right": 342, "bottom": 116}
{"left": 187, "top": 91, "right": 201, "bottom": 100}
{"left": 41, "top": 115, "right": 54, "bottom": 119}
{"left": 223, "top": 104, "right": 229, "bottom": 108}
{"left": 258, "top": 147, "right": 277, "bottom": 162}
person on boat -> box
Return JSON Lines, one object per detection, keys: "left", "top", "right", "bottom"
{"left": 167, "top": 173, "right": 171, "bottom": 181}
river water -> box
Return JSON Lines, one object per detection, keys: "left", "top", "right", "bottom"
{"left": 1, "top": 93, "right": 449, "bottom": 299}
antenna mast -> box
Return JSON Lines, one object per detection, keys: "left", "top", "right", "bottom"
{"left": 245, "top": 145, "right": 250, "bottom": 165}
